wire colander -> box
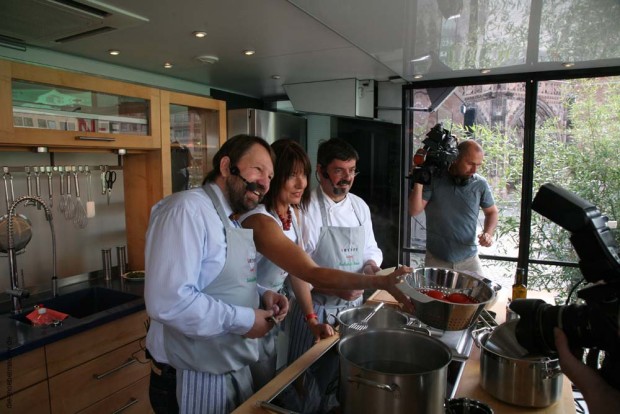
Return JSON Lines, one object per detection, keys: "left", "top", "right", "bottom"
{"left": 398, "top": 267, "right": 496, "bottom": 331}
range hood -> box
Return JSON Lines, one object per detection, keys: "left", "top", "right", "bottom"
{"left": 0, "top": 0, "right": 148, "bottom": 45}
{"left": 284, "top": 78, "right": 375, "bottom": 119}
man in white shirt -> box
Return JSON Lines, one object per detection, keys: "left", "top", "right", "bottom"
{"left": 144, "top": 134, "right": 288, "bottom": 414}
{"left": 286, "top": 138, "right": 383, "bottom": 410}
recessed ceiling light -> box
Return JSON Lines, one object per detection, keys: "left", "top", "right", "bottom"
{"left": 196, "top": 55, "right": 219, "bottom": 64}
{"left": 164, "top": 62, "right": 173, "bottom": 69}
{"left": 243, "top": 50, "right": 256, "bottom": 56}
{"left": 271, "top": 75, "right": 281, "bottom": 80}
{"left": 192, "top": 31, "right": 207, "bottom": 38}
{"left": 480, "top": 68, "right": 491, "bottom": 74}
{"left": 562, "top": 62, "right": 575, "bottom": 68}
{"left": 411, "top": 54, "right": 431, "bottom": 63}
{"left": 108, "top": 49, "right": 120, "bottom": 56}
{"left": 413, "top": 74, "right": 423, "bottom": 79}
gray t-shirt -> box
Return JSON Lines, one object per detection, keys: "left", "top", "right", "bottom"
{"left": 422, "top": 173, "right": 495, "bottom": 262}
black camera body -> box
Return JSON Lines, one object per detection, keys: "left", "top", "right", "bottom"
{"left": 511, "top": 183, "right": 620, "bottom": 390}
{"left": 410, "top": 124, "right": 459, "bottom": 185}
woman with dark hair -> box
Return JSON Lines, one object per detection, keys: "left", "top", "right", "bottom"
{"left": 239, "top": 139, "right": 334, "bottom": 389}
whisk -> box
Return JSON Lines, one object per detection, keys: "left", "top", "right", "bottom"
{"left": 73, "top": 166, "right": 87, "bottom": 228}
{"left": 64, "top": 166, "right": 76, "bottom": 220}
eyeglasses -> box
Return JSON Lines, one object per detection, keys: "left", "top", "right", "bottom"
{"left": 332, "top": 167, "right": 360, "bottom": 178}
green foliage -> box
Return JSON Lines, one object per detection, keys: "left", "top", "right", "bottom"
{"left": 450, "top": 77, "right": 620, "bottom": 300}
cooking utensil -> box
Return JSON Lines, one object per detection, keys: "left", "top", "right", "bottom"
{"left": 73, "top": 166, "right": 87, "bottom": 228}
{"left": 64, "top": 166, "right": 75, "bottom": 219}
{"left": 85, "top": 166, "right": 95, "bottom": 218}
{"left": 337, "top": 305, "right": 409, "bottom": 338}
{"left": 34, "top": 166, "right": 42, "bottom": 210}
{"left": 0, "top": 170, "right": 33, "bottom": 253}
{"left": 46, "top": 166, "right": 54, "bottom": 208}
{"left": 398, "top": 268, "right": 495, "bottom": 331}
{"left": 339, "top": 329, "right": 451, "bottom": 414}
{"left": 348, "top": 302, "right": 384, "bottom": 331}
{"left": 58, "top": 166, "right": 66, "bottom": 214}
{"left": 105, "top": 170, "right": 116, "bottom": 205}
{"left": 477, "top": 327, "right": 563, "bottom": 407}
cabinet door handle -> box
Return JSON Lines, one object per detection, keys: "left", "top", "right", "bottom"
{"left": 112, "top": 397, "right": 139, "bottom": 414}
{"left": 93, "top": 357, "right": 137, "bottom": 380}
{"left": 76, "top": 136, "right": 116, "bottom": 142}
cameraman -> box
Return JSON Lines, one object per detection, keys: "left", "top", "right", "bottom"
{"left": 554, "top": 328, "right": 620, "bottom": 414}
{"left": 408, "top": 140, "right": 498, "bottom": 275}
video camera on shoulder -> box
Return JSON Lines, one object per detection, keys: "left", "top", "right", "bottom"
{"left": 510, "top": 183, "right": 620, "bottom": 391}
{"left": 409, "top": 123, "right": 459, "bottom": 185}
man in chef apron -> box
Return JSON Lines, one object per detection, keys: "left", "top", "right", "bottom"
{"left": 287, "top": 138, "right": 383, "bottom": 410}
{"left": 144, "top": 134, "right": 288, "bottom": 414}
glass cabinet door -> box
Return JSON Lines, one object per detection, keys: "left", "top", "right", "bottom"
{"left": 12, "top": 79, "right": 150, "bottom": 135}
{"left": 169, "top": 103, "right": 222, "bottom": 192}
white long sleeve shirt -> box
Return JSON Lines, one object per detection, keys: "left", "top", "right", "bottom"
{"left": 144, "top": 183, "right": 257, "bottom": 363}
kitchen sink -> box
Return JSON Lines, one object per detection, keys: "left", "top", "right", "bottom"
{"left": 10, "top": 286, "right": 142, "bottom": 324}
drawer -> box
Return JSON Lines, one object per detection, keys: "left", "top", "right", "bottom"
{"left": 46, "top": 310, "right": 148, "bottom": 376}
{"left": 49, "top": 340, "right": 150, "bottom": 413}
{"left": 0, "top": 380, "right": 50, "bottom": 413}
{"left": 78, "top": 375, "right": 152, "bottom": 414}
{"left": 0, "top": 347, "right": 47, "bottom": 398}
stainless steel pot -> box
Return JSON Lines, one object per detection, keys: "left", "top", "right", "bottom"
{"left": 339, "top": 329, "right": 452, "bottom": 414}
{"left": 477, "top": 326, "right": 563, "bottom": 407}
{"left": 336, "top": 305, "right": 409, "bottom": 337}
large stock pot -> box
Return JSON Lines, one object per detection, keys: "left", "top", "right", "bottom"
{"left": 339, "top": 329, "right": 452, "bottom": 414}
{"left": 477, "top": 321, "right": 563, "bottom": 407}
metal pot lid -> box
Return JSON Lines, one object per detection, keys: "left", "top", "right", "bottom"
{"left": 484, "top": 320, "right": 556, "bottom": 361}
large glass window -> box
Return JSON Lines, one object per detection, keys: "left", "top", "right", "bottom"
{"left": 404, "top": 82, "right": 527, "bottom": 290}
{"left": 403, "top": 74, "right": 620, "bottom": 299}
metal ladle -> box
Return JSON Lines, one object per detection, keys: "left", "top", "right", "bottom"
{"left": 0, "top": 170, "right": 32, "bottom": 253}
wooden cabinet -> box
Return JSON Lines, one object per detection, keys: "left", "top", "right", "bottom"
{"left": 0, "top": 380, "right": 51, "bottom": 413}
{"left": 0, "top": 347, "right": 49, "bottom": 412}
{"left": 77, "top": 376, "right": 152, "bottom": 414}
{"left": 47, "top": 310, "right": 151, "bottom": 413}
{"left": 0, "top": 59, "right": 227, "bottom": 270}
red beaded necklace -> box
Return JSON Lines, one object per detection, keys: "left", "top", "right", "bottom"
{"left": 277, "top": 207, "right": 292, "bottom": 231}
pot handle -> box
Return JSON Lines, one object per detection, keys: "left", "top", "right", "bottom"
{"left": 543, "top": 359, "right": 563, "bottom": 379}
{"left": 402, "top": 325, "right": 431, "bottom": 336}
{"left": 471, "top": 326, "right": 492, "bottom": 348}
{"left": 347, "top": 375, "right": 400, "bottom": 396}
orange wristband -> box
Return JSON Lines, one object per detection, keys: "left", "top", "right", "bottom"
{"left": 305, "top": 312, "right": 318, "bottom": 322}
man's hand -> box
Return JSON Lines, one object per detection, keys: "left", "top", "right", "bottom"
{"left": 262, "top": 290, "right": 289, "bottom": 323}
{"left": 554, "top": 327, "right": 620, "bottom": 414}
{"left": 478, "top": 232, "right": 493, "bottom": 247}
{"left": 362, "top": 261, "right": 381, "bottom": 275}
{"left": 245, "top": 309, "right": 276, "bottom": 338}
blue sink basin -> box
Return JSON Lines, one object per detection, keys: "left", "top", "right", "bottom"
{"left": 10, "top": 287, "right": 142, "bottom": 324}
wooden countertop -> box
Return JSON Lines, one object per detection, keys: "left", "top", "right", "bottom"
{"left": 234, "top": 289, "right": 576, "bottom": 414}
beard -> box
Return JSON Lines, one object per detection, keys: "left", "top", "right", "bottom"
{"left": 225, "top": 177, "right": 261, "bottom": 214}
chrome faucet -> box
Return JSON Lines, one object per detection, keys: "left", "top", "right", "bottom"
{"left": 6, "top": 195, "right": 57, "bottom": 314}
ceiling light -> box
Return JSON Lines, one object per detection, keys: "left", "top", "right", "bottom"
{"left": 271, "top": 75, "right": 281, "bottom": 80}
{"left": 192, "top": 31, "right": 207, "bottom": 38}
{"left": 562, "top": 62, "right": 575, "bottom": 68}
{"left": 480, "top": 68, "right": 491, "bottom": 74}
{"left": 411, "top": 54, "right": 431, "bottom": 63}
{"left": 447, "top": 14, "right": 461, "bottom": 20}
{"left": 108, "top": 49, "right": 120, "bottom": 56}
{"left": 243, "top": 50, "right": 256, "bottom": 56}
{"left": 196, "top": 55, "right": 219, "bottom": 64}
{"left": 164, "top": 62, "right": 173, "bottom": 69}
{"left": 413, "top": 74, "right": 424, "bottom": 79}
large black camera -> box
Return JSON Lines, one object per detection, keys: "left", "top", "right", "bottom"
{"left": 510, "top": 183, "right": 620, "bottom": 390}
{"left": 409, "top": 124, "right": 459, "bottom": 185}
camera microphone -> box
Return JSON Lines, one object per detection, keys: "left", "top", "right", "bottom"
{"left": 230, "top": 166, "right": 259, "bottom": 193}
{"left": 322, "top": 169, "right": 344, "bottom": 196}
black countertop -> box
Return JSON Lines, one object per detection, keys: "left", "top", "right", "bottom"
{"left": 1, "top": 272, "right": 145, "bottom": 361}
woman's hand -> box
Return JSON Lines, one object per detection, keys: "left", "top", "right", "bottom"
{"left": 382, "top": 265, "right": 414, "bottom": 313}
{"left": 307, "top": 318, "right": 335, "bottom": 343}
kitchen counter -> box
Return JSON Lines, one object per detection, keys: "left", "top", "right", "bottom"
{"left": 234, "top": 288, "right": 576, "bottom": 414}
{"left": 0, "top": 272, "right": 145, "bottom": 361}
